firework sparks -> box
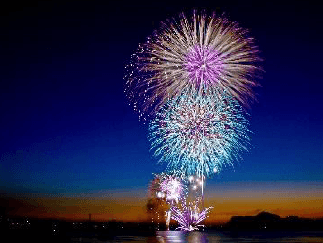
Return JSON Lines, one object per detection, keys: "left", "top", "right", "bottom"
{"left": 149, "top": 173, "right": 186, "bottom": 203}
{"left": 124, "top": 11, "right": 260, "bottom": 119}
{"left": 171, "top": 198, "right": 213, "bottom": 231}
{"left": 188, "top": 176, "right": 205, "bottom": 192}
{"left": 149, "top": 89, "right": 250, "bottom": 177}
{"left": 160, "top": 176, "right": 182, "bottom": 203}
{"left": 185, "top": 45, "right": 223, "bottom": 87}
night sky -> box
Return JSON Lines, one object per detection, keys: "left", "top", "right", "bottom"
{"left": 0, "top": 0, "right": 322, "bottom": 222}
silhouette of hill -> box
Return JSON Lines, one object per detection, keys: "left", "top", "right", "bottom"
{"left": 226, "top": 211, "right": 323, "bottom": 231}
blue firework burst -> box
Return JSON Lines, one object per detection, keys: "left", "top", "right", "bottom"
{"left": 149, "top": 88, "right": 250, "bottom": 177}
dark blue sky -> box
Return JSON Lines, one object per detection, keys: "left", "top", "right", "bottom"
{"left": 0, "top": 0, "right": 322, "bottom": 198}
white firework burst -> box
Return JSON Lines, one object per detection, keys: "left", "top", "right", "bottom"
{"left": 125, "top": 11, "right": 261, "bottom": 120}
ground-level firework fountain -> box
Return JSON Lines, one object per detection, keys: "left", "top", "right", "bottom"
{"left": 171, "top": 197, "right": 213, "bottom": 231}
{"left": 147, "top": 173, "right": 212, "bottom": 231}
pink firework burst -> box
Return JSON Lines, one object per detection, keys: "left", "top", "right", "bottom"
{"left": 185, "top": 45, "right": 223, "bottom": 87}
{"left": 160, "top": 176, "right": 183, "bottom": 203}
{"left": 149, "top": 173, "right": 186, "bottom": 203}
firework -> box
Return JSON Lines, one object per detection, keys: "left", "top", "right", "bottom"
{"left": 149, "top": 89, "right": 250, "bottom": 177}
{"left": 171, "top": 198, "right": 213, "bottom": 231}
{"left": 149, "top": 173, "right": 186, "bottom": 203}
{"left": 160, "top": 176, "right": 183, "bottom": 203}
{"left": 124, "top": 11, "right": 260, "bottom": 119}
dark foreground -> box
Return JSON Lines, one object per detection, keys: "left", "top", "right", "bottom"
{"left": 3, "top": 229, "right": 323, "bottom": 242}
{"left": 2, "top": 215, "right": 323, "bottom": 242}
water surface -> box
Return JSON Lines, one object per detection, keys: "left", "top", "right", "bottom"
{"left": 69, "top": 230, "right": 323, "bottom": 242}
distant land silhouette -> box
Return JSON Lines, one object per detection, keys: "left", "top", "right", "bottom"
{"left": 226, "top": 211, "right": 323, "bottom": 231}
{"left": 1, "top": 210, "right": 323, "bottom": 242}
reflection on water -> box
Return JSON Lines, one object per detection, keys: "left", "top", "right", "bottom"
{"left": 153, "top": 231, "right": 323, "bottom": 243}
{"left": 156, "top": 231, "right": 208, "bottom": 243}
{"left": 69, "top": 231, "right": 323, "bottom": 243}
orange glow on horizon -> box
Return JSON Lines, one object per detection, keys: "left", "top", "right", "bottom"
{"left": 2, "top": 191, "right": 323, "bottom": 223}
{"left": 2, "top": 182, "right": 322, "bottom": 223}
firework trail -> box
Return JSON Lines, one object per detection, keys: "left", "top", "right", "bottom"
{"left": 124, "top": 11, "right": 260, "bottom": 120}
{"left": 149, "top": 88, "right": 250, "bottom": 178}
